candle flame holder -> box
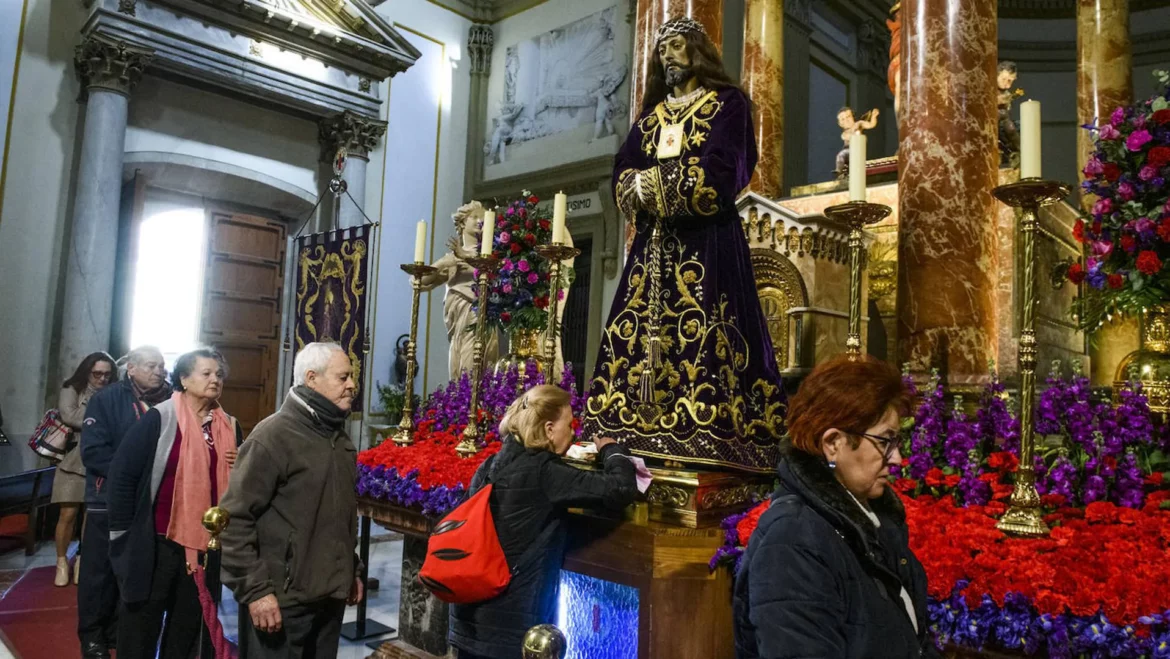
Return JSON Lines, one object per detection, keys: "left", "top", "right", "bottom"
{"left": 534, "top": 242, "right": 580, "bottom": 376}
{"left": 457, "top": 255, "right": 502, "bottom": 457}
{"left": 393, "top": 262, "right": 438, "bottom": 446}
{"left": 823, "top": 201, "right": 891, "bottom": 358}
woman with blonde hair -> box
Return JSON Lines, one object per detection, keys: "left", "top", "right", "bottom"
{"left": 449, "top": 384, "right": 638, "bottom": 659}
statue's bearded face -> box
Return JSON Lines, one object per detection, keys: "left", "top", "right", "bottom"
{"left": 657, "top": 35, "right": 692, "bottom": 88}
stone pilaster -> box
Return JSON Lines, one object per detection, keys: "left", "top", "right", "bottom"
{"left": 741, "top": 0, "right": 784, "bottom": 198}
{"left": 465, "top": 24, "right": 495, "bottom": 199}
{"left": 318, "top": 111, "right": 387, "bottom": 230}
{"left": 59, "top": 35, "right": 153, "bottom": 379}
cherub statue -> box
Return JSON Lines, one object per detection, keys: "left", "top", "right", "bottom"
{"left": 484, "top": 102, "right": 524, "bottom": 165}
{"left": 415, "top": 201, "right": 500, "bottom": 381}
{"left": 591, "top": 64, "right": 628, "bottom": 141}
{"left": 834, "top": 106, "right": 880, "bottom": 178}
{"left": 997, "top": 61, "right": 1025, "bottom": 168}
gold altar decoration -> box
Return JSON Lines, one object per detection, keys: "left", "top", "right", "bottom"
{"left": 823, "top": 201, "right": 892, "bottom": 358}
{"left": 522, "top": 625, "right": 567, "bottom": 659}
{"left": 202, "top": 506, "right": 230, "bottom": 568}
{"left": 458, "top": 255, "right": 501, "bottom": 457}
{"left": 535, "top": 243, "right": 581, "bottom": 375}
{"left": 393, "top": 262, "right": 438, "bottom": 445}
{"left": 1114, "top": 303, "right": 1170, "bottom": 414}
{"left": 496, "top": 327, "right": 543, "bottom": 377}
{"left": 992, "top": 178, "right": 1068, "bottom": 537}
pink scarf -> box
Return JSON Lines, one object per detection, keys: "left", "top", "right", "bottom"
{"left": 167, "top": 392, "right": 235, "bottom": 568}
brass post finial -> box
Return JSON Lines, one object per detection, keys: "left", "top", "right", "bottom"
{"left": 522, "top": 624, "right": 567, "bottom": 659}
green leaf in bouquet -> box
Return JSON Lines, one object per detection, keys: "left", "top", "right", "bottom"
{"left": 1153, "top": 96, "right": 1168, "bottom": 111}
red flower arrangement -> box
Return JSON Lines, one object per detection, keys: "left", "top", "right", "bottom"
{"left": 358, "top": 419, "right": 500, "bottom": 491}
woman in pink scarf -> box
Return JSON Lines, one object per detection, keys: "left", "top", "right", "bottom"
{"left": 106, "top": 349, "right": 242, "bottom": 659}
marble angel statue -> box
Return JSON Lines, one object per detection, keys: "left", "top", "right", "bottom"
{"left": 591, "top": 63, "right": 628, "bottom": 141}
{"left": 485, "top": 102, "right": 524, "bottom": 165}
{"left": 415, "top": 201, "right": 500, "bottom": 381}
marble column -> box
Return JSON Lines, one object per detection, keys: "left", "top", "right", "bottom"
{"left": 59, "top": 35, "right": 152, "bottom": 378}
{"left": 896, "top": 0, "right": 999, "bottom": 385}
{"left": 741, "top": 0, "right": 784, "bottom": 198}
{"left": 629, "top": 0, "right": 724, "bottom": 125}
{"left": 1077, "top": 0, "right": 1135, "bottom": 385}
{"left": 782, "top": 0, "right": 812, "bottom": 190}
{"left": 464, "top": 24, "right": 494, "bottom": 200}
{"left": 318, "top": 111, "right": 387, "bottom": 230}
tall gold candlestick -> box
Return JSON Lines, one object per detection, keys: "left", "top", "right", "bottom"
{"left": 823, "top": 201, "right": 891, "bottom": 358}
{"left": 535, "top": 243, "right": 581, "bottom": 377}
{"left": 992, "top": 178, "right": 1067, "bottom": 537}
{"left": 457, "top": 255, "right": 501, "bottom": 457}
{"left": 393, "top": 262, "right": 438, "bottom": 445}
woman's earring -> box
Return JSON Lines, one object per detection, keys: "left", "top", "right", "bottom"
{"left": 828, "top": 460, "right": 837, "bottom": 469}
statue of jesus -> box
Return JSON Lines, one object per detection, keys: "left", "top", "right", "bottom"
{"left": 581, "top": 16, "right": 786, "bottom": 473}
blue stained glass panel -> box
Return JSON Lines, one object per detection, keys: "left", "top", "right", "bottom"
{"left": 556, "top": 570, "right": 640, "bottom": 659}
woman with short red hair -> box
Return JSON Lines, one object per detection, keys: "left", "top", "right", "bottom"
{"left": 733, "top": 356, "right": 938, "bottom": 658}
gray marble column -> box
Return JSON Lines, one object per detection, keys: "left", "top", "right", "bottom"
{"left": 59, "top": 35, "right": 152, "bottom": 378}
{"left": 782, "top": 0, "right": 812, "bottom": 192}
{"left": 318, "top": 111, "right": 387, "bottom": 230}
{"left": 464, "top": 24, "right": 494, "bottom": 199}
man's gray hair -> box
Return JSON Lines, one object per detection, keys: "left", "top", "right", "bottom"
{"left": 293, "top": 342, "right": 347, "bottom": 386}
{"left": 117, "top": 345, "right": 163, "bottom": 378}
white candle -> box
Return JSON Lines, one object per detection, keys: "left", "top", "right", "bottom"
{"left": 552, "top": 192, "right": 567, "bottom": 244}
{"left": 480, "top": 209, "right": 496, "bottom": 256}
{"left": 1020, "top": 99, "right": 1042, "bottom": 179}
{"left": 849, "top": 132, "right": 867, "bottom": 202}
{"left": 414, "top": 220, "right": 426, "bottom": 263}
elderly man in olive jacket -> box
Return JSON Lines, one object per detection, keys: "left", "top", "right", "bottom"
{"left": 220, "top": 342, "right": 364, "bottom": 659}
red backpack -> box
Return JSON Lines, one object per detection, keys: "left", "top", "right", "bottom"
{"left": 418, "top": 481, "right": 511, "bottom": 604}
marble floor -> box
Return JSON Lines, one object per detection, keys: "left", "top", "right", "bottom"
{"left": 0, "top": 526, "right": 406, "bottom": 659}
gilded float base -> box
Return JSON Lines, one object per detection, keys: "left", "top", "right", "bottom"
{"left": 567, "top": 459, "right": 774, "bottom": 528}
{"left": 995, "top": 482, "right": 1049, "bottom": 537}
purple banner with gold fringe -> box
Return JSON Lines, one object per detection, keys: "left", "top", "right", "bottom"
{"left": 293, "top": 225, "right": 370, "bottom": 412}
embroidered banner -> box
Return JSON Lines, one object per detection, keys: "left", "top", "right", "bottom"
{"left": 293, "top": 225, "right": 371, "bottom": 412}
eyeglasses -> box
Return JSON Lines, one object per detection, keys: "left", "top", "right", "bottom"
{"left": 91, "top": 370, "right": 112, "bottom": 379}
{"left": 853, "top": 431, "right": 900, "bottom": 462}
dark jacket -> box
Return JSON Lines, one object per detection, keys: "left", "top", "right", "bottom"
{"left": 106, "top": 400, "right": 242, "bottom": 603}
{"left": 449, "top": 437, "right": 638, "bottom": 658}
{"left": 81, "top": 379, "right": 151, "bottom": 508}
{"left": 733, "top": 445, "right": 939, "bottom": 659}
{"left": 219, "top": 390, "right": 360, "bottom": 608}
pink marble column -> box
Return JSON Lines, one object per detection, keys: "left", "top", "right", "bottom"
{"left": 629, "top": 0, "right": 724, "bottom": 127}
{"left": 741, "top": 0, "right": 784, "bottom": 198}
{"left": 896, "top": 0, "right": 1000, "bottom": 385}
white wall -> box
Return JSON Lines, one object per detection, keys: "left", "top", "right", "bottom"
{"left": 369, "top": 0, "right": 472, "bottom": 401}
{"left": 0, "top": 0, "right": 86, "bottom": 441}
{"left": 125, "top": 76, "right": 320, "bottom": 196}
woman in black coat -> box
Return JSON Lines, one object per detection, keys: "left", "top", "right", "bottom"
{"left": 449, "top": 384, "right": 638, "bottom": 659}
{"left": 734, "top": 356, "right": 939, "bottom": 659}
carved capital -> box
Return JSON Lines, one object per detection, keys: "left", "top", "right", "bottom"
{"left": 784, "top": 0, "right": 812, "bottom": 27}
{"left": 857, "top": 20, "right": 889, "bottom": 77}
{"left": 318, "top": 110, "right": 388, "bottom": 160}
{"left": 468, "top": 24, "right": 495, "bottom": 77}
{"left": 74, "top": 34, "right": 153, "bottom": 99}
{"left": 118, "top": 0, "right": 136, "bottom": 16}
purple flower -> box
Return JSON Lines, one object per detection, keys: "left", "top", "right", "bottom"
{"left": 501, "top": 259, "right": 514, "bottom": 272}
{"left": 499, "top": 231, "right": 512, "bottom": 243}
{"left": 518, "top": 259, "right": 531, "bottom": 273}
{"left": 1141, "top": 165, "right": 1158, "bottom": 181}
{"left": 1084, "top": 156, "right": 1104, "bottom": 177}
{"left": 1118, "top": 181, "right": 1136, "bottom": 201}
{"left": 1128, "top": 129, "right": 1153, "bottom": 151}
{"left": 1093, "top": 197, "right": 1114, "bottom": 216}
{"left": 527, "top": 272, "right": 540, "bottom": 285}
{"left": 1111, "top": 106, "right": 1127, "bottom": 127}
{"left": 1099, "top": 123, "right": 1121, "bottom": 140}
{"left": 502, "top": 283, "right": 513, "bottom": 293}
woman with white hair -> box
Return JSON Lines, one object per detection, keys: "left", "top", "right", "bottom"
{"left": 220, "top": 342, "right": 366, "bottom": 659}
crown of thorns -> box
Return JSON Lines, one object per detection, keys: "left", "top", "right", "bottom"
{"left": 654, "top": 17, "right": 706, "bottom": 44}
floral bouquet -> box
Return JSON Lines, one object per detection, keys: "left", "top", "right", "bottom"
{"left": 478, "top": 191, "right": 568, "bottom": 333}
{"left": 1070, "top": 71, "right": 1170, "bottom": 329}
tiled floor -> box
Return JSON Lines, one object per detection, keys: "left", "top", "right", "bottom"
{"left": 0, "top": 528, "right": 406, "bottom": 659}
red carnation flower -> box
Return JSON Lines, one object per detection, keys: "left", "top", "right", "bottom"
{"left": 1067, "top": 262, "right": 1086, "bottom": 284}
{"left": 1107, "top": 273, "right": 1124, "bottom": 289}
{"left": 1040, "top": 493, "right": 1067, "bottom": 508}
{"left": 894, "top": 478, "right": 918, "bottom": 494}
{"left": 539, "top": 219, "right": 550, "bottom": 230}
{"left": 1150, "top": 146, "right": 1170, "bottom": 168}
{"left": 944, "top": 474, "right": 961, "bottom": 488}
{"left": 1159, "top": 219, "right": 1170, "bottom": 243}
{"left": 1121, "top": 233, "right": 1136, "bottom": 251}
{"left": 1137, "top": 250, "right": 1163, "bottom": 275}
{"left": 510, "top": 243, "right": 522, "bottom": 255}
{"left": 1154, "top": 109, "right": 1170, "bottom": 125}
{"left": 500, "top": 311, "right": 512, "bottom": 323}
{"left": 925, "top": 468, "right": 945, "bottom": 487}
{"left": 524, "top": 233, "right": 537, "bottom": 245}
{"left": 736, "top": 501, "right": 771, "bottom": 545}
{"left": 527, "top": 195, "right": 539, "bottom": 204}
{"left": 1103, "top": 162, "right": 1122, "bottom": 182}
{"left": 1146, "top": 472, "right": 1164, "bottom": 486}
{"left": 1073, "top": 219, "right": 1086, "bottom": 243}
{"left": 987, "top": 451, "right": 1019, "bottom": 472}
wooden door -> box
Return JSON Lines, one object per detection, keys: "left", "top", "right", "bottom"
{"left": 199, "top": 212, "right": 287, "bottom": 436}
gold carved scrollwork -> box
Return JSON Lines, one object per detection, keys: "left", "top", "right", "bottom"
{"left": 646, "top": 483, "right": 691, "bottom": 507}
{"left": 751, "top": 249, "right": 810, "bottom": 371}
{"left": 698, "top": 483, "right": 773, "bottom": 510}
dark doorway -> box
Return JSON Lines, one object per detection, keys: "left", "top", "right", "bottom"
{"left": 561, "top": 238, "right": 593, "bottom": 393}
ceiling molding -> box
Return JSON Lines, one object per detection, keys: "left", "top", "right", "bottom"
{"left": 998, "top": 0, "right": 1169, "bottom": 19}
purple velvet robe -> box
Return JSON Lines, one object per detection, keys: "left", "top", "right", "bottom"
{"left": 581, "top": 87, "right": 787, "bottom": 473}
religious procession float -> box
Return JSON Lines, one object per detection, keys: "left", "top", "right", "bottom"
{"left": 349, "top": 24, "right": 1170, "bottom": 659}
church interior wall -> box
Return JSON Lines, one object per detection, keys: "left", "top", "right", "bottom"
{"left": 369, "top": 0, "right": 473, "bottom": 400}
{"left": 124, "top": 76, "right": 321, "bottom": 199}
{"left": 0, "top": 0, "right": 87, "bottom": 442}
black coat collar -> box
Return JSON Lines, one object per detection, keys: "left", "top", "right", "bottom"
{"left": 776, "top": 441, "right": 906, "bottom": 556}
